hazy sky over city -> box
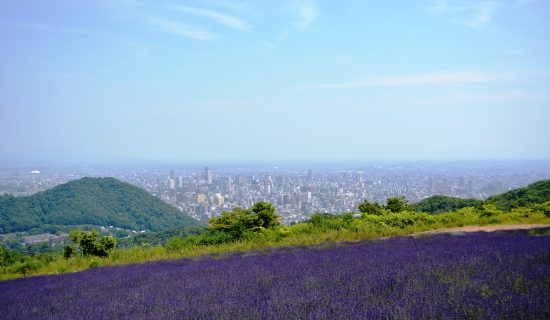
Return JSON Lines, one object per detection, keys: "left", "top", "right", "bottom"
{"left": 1, "top": 0, "right": 549, "bottom": 164}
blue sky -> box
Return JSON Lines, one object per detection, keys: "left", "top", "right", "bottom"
{"left": 1, "top": 0, "right": 549, "bottom": 164}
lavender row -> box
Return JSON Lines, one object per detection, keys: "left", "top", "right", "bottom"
{"left": 1, "top": 232, "right": 549, "bottom": 319}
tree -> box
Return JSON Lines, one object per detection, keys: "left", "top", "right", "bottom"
{"left": 69, "top": 229, "right": 116, "bottom": 257}
{"left": 209, "top": 202, "right": 280, "bottom": 239}
{"left": 0, "top": 245, "right": 17, "bottom": 267}
{"left": 250, "top": 201, "right": 280, "bottom": 229}
{"left": 385, "top": 196, "right": 413, "bottom": 213}
{"left": 358, "top": 200, "right": 383, "bottom": 215}
{"left": 63, "top": 245, "right": 75, "bottom": 259}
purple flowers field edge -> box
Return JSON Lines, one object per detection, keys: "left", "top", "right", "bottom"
{"left": 1, "top": 231, "right": 549, "bottom": 319}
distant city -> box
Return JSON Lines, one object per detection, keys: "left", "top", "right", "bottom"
{"left": 1, "top": 161, "right": 550, "bottom": 224}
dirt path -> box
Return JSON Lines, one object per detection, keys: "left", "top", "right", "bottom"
{"left": 414, "top": 224, "right": 550, "bottom": 236}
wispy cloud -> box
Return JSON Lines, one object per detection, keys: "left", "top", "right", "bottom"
{"left": 313, "top": 71, "right": 501, "bottom": 89}
{"left": 292, "top": 0, "right": 320, "bottom": 29}
{"left": 167, "top": 4, "right": 250, "bottom": 30}
{"left": 427, "top": 0, "right": 498, "bottom": 27}
{"left": 427, "top": 0, "right": 534, "bottom": 27}
{"left": 145, "top": 16, "right": 217, "bottom": 41}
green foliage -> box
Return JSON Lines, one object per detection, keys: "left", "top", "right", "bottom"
{"left": 209, "top": 202, "right": 280, "bottom": 239}
{"left": 88, "top": 260, "right": 101, "bottom": 269}
{"left": 63, "top": 245, "right": 74, "bottom": 259}
{"left": 385, "top": 196, "right": 413, "bottom": 213}
{"left": 358, "top": 200, "right": 383, "bottom": 215}
{"left": 69, "top": 229, "right": 116, "bottom": 257}
{"left": 479, "top": 203, "right": 501, "bottom": 217}
{"left": 414, "top": 195, "right": 483, "bottom": 214}
{"left": 0, "top": 246, "right": 17, "bottom": 267}
{"left": 380, "top": 214, "right": 415, "bottom": 229}
{"left": 117, "top": 226, "right": 207, "bottom": 248}
{"left": 0, "top": 177, "right": 200, "bottom": 234}
{"left": 13, "top": 260, "right": 42, "bottom": 276}
{"left": 487, "top": 180, "right": 550, "bottom": 210}
{"left": 529, "top": 201, "right": 550, "bottom": 217}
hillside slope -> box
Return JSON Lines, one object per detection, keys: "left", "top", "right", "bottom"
{"left": 413, "top": 195, "right": 483, "bottom": 214}
{"left": 0, "top": 177, "right": 200, "bottom": 233}
{"left": 414, "top": 180, "right": 550, "bottom": 213}
{"left": 487, "top": 180, "right": 550, "bottom": 210}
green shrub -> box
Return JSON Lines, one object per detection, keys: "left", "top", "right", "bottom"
{"left": 63, "top": 245, "right": 75, "bottom": 259}
{"left": 358, "top": 200, "right": 383, "bottom": 215}
{"left": 88, "top": 260, "right": 100, "bottom": 269}
{"left": 69, "top": 229, "right": 116, "bottom": 257}
{"left": 0, "top": 246, "right": 17, "bottom": 267}
{"left": 13, "top": 260, "right": 42, "bottom": 276}
{"left": 381, "top": 214, "right": 414, "bottom": 229}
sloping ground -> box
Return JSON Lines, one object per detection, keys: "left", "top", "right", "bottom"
{"left": 1, "top": 230, "right": 549, "bottom": 319}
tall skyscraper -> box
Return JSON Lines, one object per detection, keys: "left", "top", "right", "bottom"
{"left": 205, "top": 166, "right": 212, "bottom": 185}
{"left": 307, "top": 169, "right": 313, "bottom": 184}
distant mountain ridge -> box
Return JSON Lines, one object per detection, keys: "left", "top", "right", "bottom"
{"left": 414, "top": 180, "right": 550, "bottom": 214}
{"left": 0, "top": 177, "right": 200, "bottom": 234}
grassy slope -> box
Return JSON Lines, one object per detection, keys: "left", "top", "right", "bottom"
{"left": 2, "top": 204, "right": 549, "bottom": 281}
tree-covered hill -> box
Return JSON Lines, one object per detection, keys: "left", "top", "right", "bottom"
{"left": 487, "top": 180, "right": 550, "bottom": 210}
{"left": 413, "top": 196, "right": 483, "bottom": 214}
{"left": 0, "top": 177, "right": 200, "bottom": 234}
{"left": 413, "top": 180, "right": 550, "bottom": 214}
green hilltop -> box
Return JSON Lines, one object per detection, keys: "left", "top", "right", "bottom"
{"left": 414, "top": 180, "right": 550, "bottom": 214}
{"left": 487, "top": 180, "right": 550, "bottom": 210}
{"left": 0, "top": 177, "right": 200, "bottom": 234}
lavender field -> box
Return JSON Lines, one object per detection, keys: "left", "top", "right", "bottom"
{"left": 1, "top": 231, "right": 549, "bottom": 319}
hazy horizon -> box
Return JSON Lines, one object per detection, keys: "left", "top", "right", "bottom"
{"left": 1, "top": 0, "right": 550, "bottom": 164}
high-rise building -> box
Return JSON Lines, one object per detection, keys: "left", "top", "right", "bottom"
{"left": 307, "top": 170, "right": 313, "bottom": 184}
{"left": 205, "top": 167, "right": 212, "bottom": 185}
{"left": 213, "top": 193, "right": 224, "bottom": 206}
{"left": 196, "top": 194, "right": 206, "bottom": 204}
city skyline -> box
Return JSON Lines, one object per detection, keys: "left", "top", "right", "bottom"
{"left": 3, "top": 161, "right": 550, "bottom": 224}
{"left": 1, "top": 1, "right": 550, "bottom": 164}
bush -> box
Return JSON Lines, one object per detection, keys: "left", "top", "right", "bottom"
{"left": 69, "top": 229, "right": 116, "bottom": 257}
{"left": 209, "top": 202, "right": 281, "bottom": 239}
{"left": 63, "top": 245, "right": 75, "bottom": 259}
{"left": 358, "top": 200, "right": 383, "bottom": 215}
{"left": 88, "top": 260, "right": 100, "bottom": 269}
{"left": 381, "top": 214, "right": 415, "bottom": 229}
{"left": 529, "top": 201, "right": 550, "bottom": 217}
{"left": 13, "top": 260, "right": 42, "bottom": 276}
{"left": 479, "top": 203, "right": 500, "bottom": 217}
{"left": 385, "top": 197, "right": 414, "bottom": 213}
{"left": 0, "top": 246, "right": 17, "bottom": 267}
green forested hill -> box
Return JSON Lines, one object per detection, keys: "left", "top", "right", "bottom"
{"left": 0, "top": 177, "right": 200, "bottom": 233}
{"left": 487, "top": 180, "right": 550, "bottom": 210}
{"left": 413, "top": 195, "right": 483, "bottom": 214}
{"left": 414, "top": 180, "right": 550, "bottom": 213}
